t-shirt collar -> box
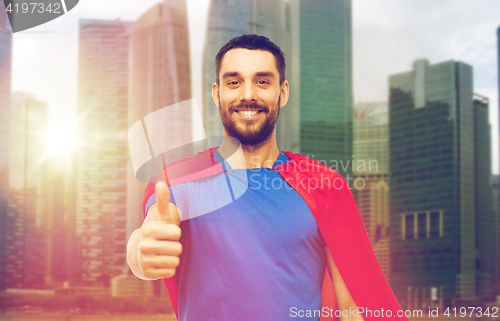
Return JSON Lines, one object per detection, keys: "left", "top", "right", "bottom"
{"left": 212, "top": 148, "right": 290, "bottom": 170}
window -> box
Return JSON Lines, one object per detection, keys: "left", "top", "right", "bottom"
{"left": 417, "top": 213, "right": 427, "bottom": 238}
{"left": 430, "top": 211, "right": 440, "bottom": 237}
{"left": 405, "top": 214, "right": 414, "bottom": 240}
{"left": 401, "top": 210, "right": 443, "bottom": 240}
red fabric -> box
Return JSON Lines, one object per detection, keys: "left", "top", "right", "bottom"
{"left": 142, "top": 147, "right": 408, "bottom": 321}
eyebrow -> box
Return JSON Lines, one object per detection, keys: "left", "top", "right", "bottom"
{"left": 221, "top": 71, "right": 277, "bottom": 80}
{"left": 255, "top": 72, "right": 276, "bottom": 78}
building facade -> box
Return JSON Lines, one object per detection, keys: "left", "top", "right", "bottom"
{"left": 491, "top": 174, "right": 500, "bottom": 297}
{"left": 44, "top": 155, "right": 77, "bottom": 287}
{"left": 352, "top": 102, "right": 390, "bottom": 279}
{"left": 496, "top": 25, "right": 500, "bottom": 297}
{"left": 0, "top": 0, "right": 12, "bottom": 291}
{"left": 127, "top": 0, "right": 192, "bottom": 240}
{"left": 388, "top": 59, "right": 491, "bottom": 308}
{"left": 287, "top": 0, "right": 353, "bottom": 177}
{"left": 473, "top": 94, "right": 496, "bottom": 301}
{"left": 6, "top": 92, "right": 48, "bottom": 289}
{"left": 76, "top": 19, "right": 132, "bottom": 286}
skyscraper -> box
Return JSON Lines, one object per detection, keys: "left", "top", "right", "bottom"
{"left": 490, "top": 174, "right": 500, "bottom": 297}
{"left": 76, "top": 19, "right": 132, "bottom": 286}
{"left": 6, "top": 92, "right": 48, "bottom": 289}
{"left": 127, "top": 0, "right": 191, "bottom": 239}
{"left": 352, "top": 102, "right": 390, "bottom": 279}
{"left": 353, "top": 102, "right": 389, "bottom": 174}
{"left": 45, "top": 155, "right": 76, "bottom": 287}
{"left": 202, "top": 0, "right": 287, "bottom": 140}
{"left": 473, "top": 94, "right": 495, "bottom": 300}
{"left": 0, "top": 0, "right": 12, "bottom": 291}
{"left": 389, "top": 59, "right": 484, "bottom": 308}
{"left": 288, "top": 0, "right": 353, "bottom": 176}
{"left": 496, "top": 25, "right": 500, "bottom": 297}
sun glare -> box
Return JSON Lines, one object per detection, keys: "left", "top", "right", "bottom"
{"left": 45, "top": 122, "right": 78, "bottom": 161}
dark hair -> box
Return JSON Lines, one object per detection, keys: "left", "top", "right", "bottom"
{"left": 215, "top": 34, "right": 286, "bottom": 85}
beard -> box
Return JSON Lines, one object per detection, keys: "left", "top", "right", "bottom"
{"left": 219, "top": 95, "right": 280, "bottom": 146}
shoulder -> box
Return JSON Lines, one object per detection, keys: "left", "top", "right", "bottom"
{"left": 142, "top": 147, "right": 221, "bottom": 214}
{"left": 280, "top": 151, "right": 343, "bottom": 178}
{"left": 148, "top": 147, "right": 222, "bottom": 186}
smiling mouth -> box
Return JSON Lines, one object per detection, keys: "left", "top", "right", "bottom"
{"left": 235, "top": 109, "right": 264, "bottom": 116}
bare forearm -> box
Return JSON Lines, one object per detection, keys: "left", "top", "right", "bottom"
{"left": 326, "top": 248, "right": 364, "bottom": 321}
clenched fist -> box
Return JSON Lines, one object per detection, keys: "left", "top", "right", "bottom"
{"left": 127, "top": 181, "right": 183, "bottom": 280}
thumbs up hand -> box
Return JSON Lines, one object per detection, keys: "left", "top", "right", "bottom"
{"left": 154, "top": 181, "right": 181, "bottom": 226}
{"left": 127, "top": 182, "right": 182, "bottom": 280}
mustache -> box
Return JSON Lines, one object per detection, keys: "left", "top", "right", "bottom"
{"left": 229, "top": 102, "right": 269, "bottom": 112}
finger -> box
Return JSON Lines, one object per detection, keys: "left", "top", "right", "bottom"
{"left": 141, "top": 240, "right": 182, "bottom": 256}
{"left": 142, "top": 255, "right": 180, "bottom": 269}
{"left": 140, "top": 238, "right": 182, "bottom": 256}
{"left": 143, "top": 268, "right": 176, "bottom": 280}
{"left": 142, "top": 224, "right": 182, "bottom": 242}
{"left": 155, "top": 181, "right": 170, "bottom": 221}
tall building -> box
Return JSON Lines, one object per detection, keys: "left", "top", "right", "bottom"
{"left": 388, "top": 59, "right": 492, "bottom": 308}
{"left": 127, "top": 0, "right": 191, "bottom": 239}
{"left": 6, "top": 92, "right": 48, "bottom": 289}
{"left": 44, "top": 155, "right": 76, "bottom": 287}
{"left": 352, "top": 102, "right": 390, "bottom": 279}
{"left": 76, "top": 19, "right": 132, "bottom": 286}
{"left": 202, "top": 0, "right": 287, "bottom": 141}
{"left": 473, "top": 94, "right": 495, "bottom": 301}
{"left": 491, "top": 174, "right": 500, "bottom": 297}
{"left": 496, "top": 25, "right": 500, "bottom": 297}
{"left": 287, "top": 0, "right": 353, "bottom": 177}
{"left": 0, "top": 0, "right": 12, "bottom": 291}
{"left": 353, "top": 102, "right": 389, "bottom": 173}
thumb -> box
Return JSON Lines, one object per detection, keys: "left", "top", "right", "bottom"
{"left": 155, "top": 181, "right": 171, "bottom": 222}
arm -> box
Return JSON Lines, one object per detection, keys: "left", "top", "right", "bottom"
{"left": 326, "top": 247, "right": 364, "bottom": 321}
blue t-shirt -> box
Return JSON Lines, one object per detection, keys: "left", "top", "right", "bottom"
{"left": 146, "top": 150, "right": 326, "bottom": 320}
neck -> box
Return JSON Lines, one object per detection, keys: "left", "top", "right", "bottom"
{"left": 217, "top": 131, "right": 280, "bottom": 169}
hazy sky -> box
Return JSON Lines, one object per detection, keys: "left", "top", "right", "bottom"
{"left": 10, "top": 0, "right": 500, "bottom": 172}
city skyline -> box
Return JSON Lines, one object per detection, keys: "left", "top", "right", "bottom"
{"left": 0, "top": 0, "right": 499, "bottom": 309}
{"left": 8, "top": 0, "right": 500, "bottom": 173}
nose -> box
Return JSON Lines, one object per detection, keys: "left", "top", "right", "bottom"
{"left": 239, "top": 82, "right": 257, "bottom": 102}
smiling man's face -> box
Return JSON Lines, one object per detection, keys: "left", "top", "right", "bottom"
{"left": 213, "top": 48, "right": 288, "bottom": 146}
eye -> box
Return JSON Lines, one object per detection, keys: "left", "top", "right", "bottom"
{"left": 257, "top": 80, "right": 270, "bottom": 85}
{"left": 228, "top": 81, "right": 240, "bottom": 86}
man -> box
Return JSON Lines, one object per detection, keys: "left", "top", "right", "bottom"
{"left": 127, "top": 35, "right": 407, "bottom": 321}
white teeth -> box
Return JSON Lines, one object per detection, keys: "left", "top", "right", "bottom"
{"left": 238, "top": 110, "right": 258, "bottom": 116}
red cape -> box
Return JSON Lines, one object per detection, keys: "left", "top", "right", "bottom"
{"left": 142, "top": 147, "right": 408, "bottom": 321}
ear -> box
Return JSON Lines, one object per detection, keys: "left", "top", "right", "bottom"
{"left": 279, "top": 80, "right": 289, "bottom": 109}
{"left": 212, "top": 82, "right": 220, "bottom": 109}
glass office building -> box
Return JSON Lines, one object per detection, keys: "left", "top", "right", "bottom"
{"left": 0, "top": 0, "right": 11, "bottom": 291}
{"left": 127, "top": 0, "right": 191, "bottom": 241}
{"left": 352, "top": 102, "right": 390, "bottom": 279}
{"left": 6, "top": 93, "right": 48, "bottom": 289}
{"left": 496, "top": 25, "right": 500, "bottom": 298}
{"left": 288, "top": 0, "right": 353, "bottom": 177}
{"left": 76, "top": 19, "right": 132, "bottom": 286}
{"left": 202, "top": 0, "right": 286, "bottom": 139}
{"left": 389, "top": 59, "right": 494, "bottom": 307}
{"left": 473, "top": 94, "right": 495, "bottom": 300}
